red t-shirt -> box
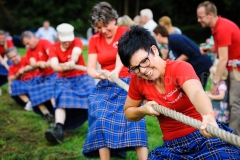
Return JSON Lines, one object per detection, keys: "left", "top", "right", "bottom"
{"left": 9, "top": 56, "right": 38, "bottom": 81}
{"left": 128, "top": 60, "right": 202, "bottom": 140}
{"left": 26, "top": 39, "right": 54, "bottom": 76}
{"left": 0, "top": 40, "right": 14, "bottom": 57}
{"left": 88, "top": 26, "right": 130, "bottom": 77}
{"left": 49, "top": 38, "right": 86, "bottom": 77}
{"left": 212, "top": 16, "right": 240, "bottom": 71}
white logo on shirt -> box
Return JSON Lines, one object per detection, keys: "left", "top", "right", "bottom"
{"left": 163, "top": 87, "right": 183, "bottom": 104}
{"left": 67, "top": 55, "right": 71, "bottom": 61}
{"left": 113, "top": 41, "right": 118, "bottom": 48}
{"left": 38, "top": 51, "right": 43, "bottom": 57}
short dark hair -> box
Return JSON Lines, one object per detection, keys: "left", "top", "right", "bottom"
{"left": 153, "top": 25, "right": 169, "bottom": 37}
{"left": 118, "top": 25, "right": 159, "bottom": 67}
{"left": 198, "top": 1, "right": 217, "bottom": 16}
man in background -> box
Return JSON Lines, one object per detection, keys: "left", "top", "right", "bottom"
{"left": 197, "top": 1, "right": 240, "bottom": 135}
{"left": 35, "top": 20, "right": 57, "bottom": 43}
{"left": 140, "top": 8, "right": 157, "bottom": 35}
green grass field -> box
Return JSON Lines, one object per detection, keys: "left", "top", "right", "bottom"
{"left": 0, "top": 48, "right": 163, "bottom": 160}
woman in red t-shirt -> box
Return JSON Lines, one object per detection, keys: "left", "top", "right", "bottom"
{"left": 45, "top": 23, "right": 95, "bottom": 145}
{"left": 6, "top": 47, "right": 38, "bottom": 109}
{"left": 82, "top": 2, "right": 148, "bottom": 160}
{"left": 118, "top": 26, "right": 240, "bottom": 159}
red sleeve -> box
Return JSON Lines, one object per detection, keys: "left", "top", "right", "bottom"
{"left": 8, "top": 66, "right": 15, "bottom": 76}
{"left": 128, "top": 75, "right": 144, "bottom": 100}
{"left": 215, "top": 27, "right": 231, "bottom": 47}
{"left": 173, "top": 61, "right": 199, "bottom": 87}
{"left": 7, "top": 40, "right": 14, "bottom": 48}
{"left": 26, "top": 49, "right": 36, "bottom": 60}
{"left": 48, "top": 45, "right": 58, "bottom": 59}
{"left": 73, "top": 38, "right": 83, "bottom": 48}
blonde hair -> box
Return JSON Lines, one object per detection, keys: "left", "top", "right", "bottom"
{"left": 117, "top": 15, "right": 134, "bottom": 28}
{"left": 210, "top": 65, "right": 228, "bottom": 80}
{"left": 158, "top": 16, "right": 172, "bottom": 27}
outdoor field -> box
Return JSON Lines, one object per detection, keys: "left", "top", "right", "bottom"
{"left": 0, "top": 48, "right": 165, "bottom": 160}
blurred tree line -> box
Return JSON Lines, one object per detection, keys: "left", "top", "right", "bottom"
{"left": 1, "top": 0, "right": 240, "bottom": 43}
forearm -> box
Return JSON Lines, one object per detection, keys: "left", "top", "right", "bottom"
{"left": 192, "top": 90, "right": 214, "bottom": 115}
{"left": 8, "top": 76, "right": 16, "bottom": 81}
{"left": 71, "top": 47, "right": 81, "bottom": 63}
{"left": 115, "top": 54, "right": 123, "bottom": 73}
{"left": 214, "top": 59, "right": 228, "bottom": 82}
{"left": 176, "top": 54, "right": 189, "bottom": 61}
{"left": 124, "top": 106, "right": 146, "bottom": 121}
{"left": 208, "top": 91, "right": 225, "bottom": 100}
{"left": 87, "top": 67, "right": 98, "bottom": 79}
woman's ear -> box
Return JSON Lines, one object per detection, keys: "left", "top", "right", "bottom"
{"left": 151, "top": 45, "right": 159, "bottom": 56}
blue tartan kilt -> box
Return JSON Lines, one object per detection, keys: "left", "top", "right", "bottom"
{"left": 54, "top": 74, "right": 95, "bottom": 109}
{"left": 29, "top": 73, "right": 57, "bottom": 107}
{"left": 148, "top": 121, "right": 240, "bottom": 160}
{"left": 54, "top": 74, "right": 95, "bottom": 130}
{"left": 0, "top": 60, "right": 11, "bottom": 76}
{"left": 11, "top": 77, "right": 38, "bottom": 96}
{"left": 83, "top": 77, "right": 148, "bottom": 159}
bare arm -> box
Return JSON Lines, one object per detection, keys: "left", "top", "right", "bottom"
{"left": 183, "top": 79, "right": 214, "bottom": 114}
{"left": 29, "top": 57, "right": 39, "bottom": 69}
{"left": 176, "top": 54, "right": 189, "bottom": 61}
{"left": 8, "top": 75, "right": 16, "bottom": 81}
{"left": 182, "top": 79, "right": 219, "bottom": 137}
{"left": 87, "top": 54, "right": 99, "bottom": 78}
{"left": 207, "top": 90, "right": 225, "bottom": 101}
{"left": 70, "top": 47, "right": 82, "bottom": 64}
{"left": 50, "top": 57, "right": 62, "bottom": 72}
{"left": 114, "top": 54, "right": 124, "bottom": 73}
{"left": 213, "top": 47, "right": 228, "bottom": 83}
{"left": 124, "top": 96, "right": 160, "bottom": 121}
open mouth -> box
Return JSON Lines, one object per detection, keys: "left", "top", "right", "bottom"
{"left": 145, "top": 69, "right": 153, "bottom": 76}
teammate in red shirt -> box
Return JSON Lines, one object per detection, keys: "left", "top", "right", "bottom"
{"left": 197, "top": 1, "right": 240, "bottom": 136}
{"left": 21, "top": 31, "right": 55, "bottom": 120}
{"left": 6, "top": 47, "right": 38, "bottom": 111}
{"left": 45, "top": 23, "right": 94, "bottom": 145}
{"left": 118, "top": 26, "right": 240, "bottom": 159}
{"left": 0, "top": 30, "right": 14, "bottom": 87}
{"left": 82, "top": 2, "right": 148, "bottom": 160}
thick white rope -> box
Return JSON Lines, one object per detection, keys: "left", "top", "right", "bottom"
{"left": 33, "top": 64, "right": 240, "bottom": 147}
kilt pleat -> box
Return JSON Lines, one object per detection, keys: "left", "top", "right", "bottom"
{"left": 83, "top": 77, "right": 148, "bottom": 159}
{"left": 11, "top": 78, "right": 37, "bottom": 96}
{"left": 54, "top": 74, "right": 95, "bottom": 130}
{"left": 29, "top": 73, "right": 57, "bottom": 107}
{"left": 148, "top": 121, "right": 240, "bottom": 160}
{"left": 54, "top": 74, "right": 95, "bottom": 109}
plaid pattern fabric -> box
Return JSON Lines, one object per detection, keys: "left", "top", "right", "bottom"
{"left": 148, "top": 121, "right": 240, "bottom": 160}
{"left": 83, "top": 77, "right": 148, "bottom": 159}
{"left": 0, "top": 64, "right": 8, "bottom": 76}
{"left": 11, "top": 77, "right": 37, "bottom": 96}
{"left": 54, "top": 74, "right": 95, "bottom": 109}
{"left": 29, "top": 74, "right": 57, "bottom": 107}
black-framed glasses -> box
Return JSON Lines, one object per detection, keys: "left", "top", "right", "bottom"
{"left": 128, "top": 48, "right": 151, "bottom": 74}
